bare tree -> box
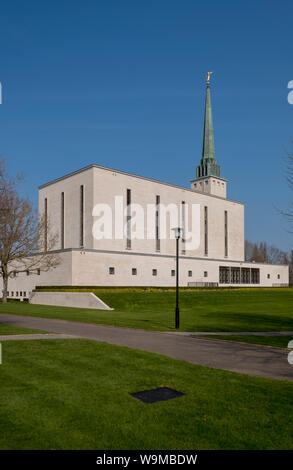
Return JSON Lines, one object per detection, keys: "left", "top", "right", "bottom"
{"left": 289, "top": 250, "right": 293, "bottom": 285}
{"left": 245, "top": 241, "right": 265, "bottom": 262}
{"left": 0, "top": 159, "right": 60, "bottom": 303}
{"left": 245, "top": 240, "right": 254, "bottom": 261}
{"left": 282, "top": 147, "right": 293, "bottom": 231}
{"left": 245, "top": 240, "right": 288, "bottom": 265}
{"left": 258, "top": 242, "right": 288, "bottom": 265}
{"left": 251, "top": 244, "right": 265, "bottom": 263}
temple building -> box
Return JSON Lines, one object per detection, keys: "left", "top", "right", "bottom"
{"left": 2, "top": 76, "right": 289, "bottom": 299}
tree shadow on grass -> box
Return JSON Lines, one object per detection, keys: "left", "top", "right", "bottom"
{"left": 198, "top": 311, "right": 293, "bottom": 332}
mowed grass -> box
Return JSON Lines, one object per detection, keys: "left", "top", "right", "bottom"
{"left": 201, "top": 335, "right": 293, "bottom": 349}
{"left": 0, "top": 324, "right": 47, "bottom": 335}
{"left": 1, "top": 288, "right": 293, "bottom": 332}
{"left": 0, "top": 338, "right": 292, "bottom": 450}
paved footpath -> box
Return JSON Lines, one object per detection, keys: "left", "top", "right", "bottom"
{"left": 0, "top": 333, "right": 77, "bottom": 341}
{"left": 0, "top": 313, "right": 292, "bottom": 382}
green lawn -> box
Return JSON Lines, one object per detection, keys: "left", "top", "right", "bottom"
{"left": 0, "top": 324, "right": 47, "bottom": 335}
{"left": 1, "top": 288, "right": 293, "bottom": 332}
{"left": 201, "top": 335, "right": 293, "bottom": 348}
{"left": 0, "top": 338, "right": 292, "bottom": 450}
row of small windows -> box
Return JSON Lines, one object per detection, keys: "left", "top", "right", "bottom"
{"left": 194, "top": 180, "right": 225, "bottom": 188}
{"left": 267, "top": 274, "right": 281, "bottom": 279}
{"left": 109, "top": 267, "right": 208, "bottom": 277}
{"left": 12, "top": 269, "right": 41, "bottom": 278}
{"left": 220, "top": 268, "right": 281, "bottom": 284}
{"left": 6, "top": 291, "right": 28, "bottom": 298}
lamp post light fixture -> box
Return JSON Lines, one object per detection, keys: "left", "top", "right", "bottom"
{"left": 172, "top": 227, "right": 182, "bottom": 329}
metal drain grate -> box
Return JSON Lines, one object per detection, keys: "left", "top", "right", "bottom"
{"left": 131, "top": 387, "right": 184, "bottom": 404}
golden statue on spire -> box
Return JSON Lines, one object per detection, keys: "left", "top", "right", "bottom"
{"left": 206, "top": 71, "right": 213, "bottom": 86}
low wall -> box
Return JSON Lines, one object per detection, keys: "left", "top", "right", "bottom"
{"left": 29, "top": 292, "right": 113, "bottom": 310}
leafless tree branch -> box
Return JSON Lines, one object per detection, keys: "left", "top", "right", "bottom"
{"left": 0, "top": 157, "right": 60, "bottom": 303}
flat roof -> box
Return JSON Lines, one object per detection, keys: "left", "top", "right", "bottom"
{"left": 49, "top": 247, "right": 289, "bottom": 267}
{"left": 39, "top": 163, "right": 244, "bottom": 205}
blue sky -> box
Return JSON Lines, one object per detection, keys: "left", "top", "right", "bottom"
{"left": 0, "top": 0, "right": 292, "bottom": 251}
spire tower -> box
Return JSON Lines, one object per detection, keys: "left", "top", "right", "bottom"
{"left": 190, "top": 73, "right": 227, "bottom": 198}
{"left": 197, "top": 72, "right": 220, "bottom": 178}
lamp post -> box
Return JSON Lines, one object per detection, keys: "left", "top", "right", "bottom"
{"left": 172, "top": 227, "right": 182, "bottom": 329}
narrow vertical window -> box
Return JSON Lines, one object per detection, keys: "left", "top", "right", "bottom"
{"left": 44, "top": 198, "right": 48, "bottom": 251}
{"left": 224, "top": 210, "right": 228, "bottom": 257}
{"left": 61, "top": 192, "right": 65, "bottom": 249}
{"left": 181, "top": 201, "right": 186, "bottom": 254}
{"left": 80, "top": 185, "right": 84, "bottom": 247}
{"left": 204, "top": 206, "right": 208, "bottom": 255}
{"left": 126, "top": 188, "right": 131, "bottom": 249}
{"left": 251, "top": 268, "right": 260, "bottom": 284}
{"left": 156, "top": 195, "right": 160, "bottom": 251}
{"left": 219, "top": 266, "right": 230, "bottom": 284}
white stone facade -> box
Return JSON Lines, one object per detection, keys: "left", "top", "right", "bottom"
{"left": 1, "top": 164, "right": 289, "bottom": 299}
{"left": 39, "top": 165, "right": 244, "bottom": 260}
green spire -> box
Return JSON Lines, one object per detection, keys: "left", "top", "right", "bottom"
{"left": 202, "top": 85, "right": 215, "bottom": 159}
{"left": 197, "top": 74, "right": 221, "bottom": 178}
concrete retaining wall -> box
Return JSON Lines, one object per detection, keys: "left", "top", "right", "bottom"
{"left": 29, "top": 292, "right": 113, "bottom": 310}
